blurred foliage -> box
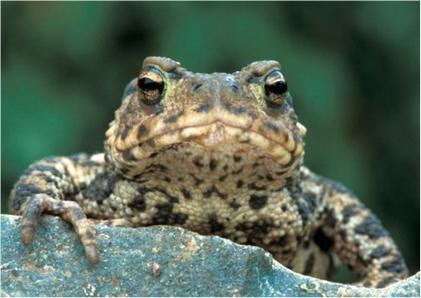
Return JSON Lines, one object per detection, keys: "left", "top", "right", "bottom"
{"left": 1, "top": 2, "right": 419, "bottom": 275}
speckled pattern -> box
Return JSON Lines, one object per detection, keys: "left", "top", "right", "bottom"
{"left": 9, "top": 57, "right": 407, "bottom": 287}
{"left": 2, "top": 215, "right": 419, "bottom": 296}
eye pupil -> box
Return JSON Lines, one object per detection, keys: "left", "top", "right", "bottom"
{"left": 137, "top": 69, "right": 165, "bottom": 105}
{"left": 264, "top": 70, "right": 288, "bottom": 106}
{"left": 265, "top": 80, "right": 288, "bottom": 95}
{"left": 138, "top": 77, "right": 163, "bottom": 93}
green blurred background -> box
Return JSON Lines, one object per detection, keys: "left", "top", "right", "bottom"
{"left": 2, "top": 2, "right": 419, "bottom": 275}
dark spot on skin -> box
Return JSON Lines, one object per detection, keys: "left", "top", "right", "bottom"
{"left": 122, "top": 150, "right": 136, "bottom": 162}
{"left": 275, "top": 169, "right": 288, "bottom": 176}
{"left": 287, "top": 182, "right": 314, "bottom": 226}
{"left": 295, "top": 200, "right": 310, "bottom": 225}
{"left": 230, "top": 199, "right": 241, "bottom": 209}
{"left": 236, "top": 180, "right": 244, "bottom": 188}
{"left": 189, "top": 173, "right": 204, "bottom": 186}
{"left": 181, "top": 188, "right": 192, "bottom": 200}
{"left": 232, "top": 106, "right": 246, "bottom": 115}
{"left": 193, "top": 156, "right": 204, "bottom": 167}
{"left": 203, "top": 185, "right": 227, "bottom": 200}
{"left": 141, "top": 164, "right": 168, "bottom": 176}
{"left": 223, "top": 164, "right": 228, "bottom": 171}
{"left": 264, "top": 122, "right": 280, "bottom": 133}
{"left": 362, "top": 281, "right": 371, "bottom": 287}
{"left": 209, "top": 158, "right": 218, "bottom": 171}
{"left": 218, "top": 191, "right": 228, "bottom": 200}
{"left": 249, "top": 194, "right": 268, "bottom": 209}
{"left": 173, "top": 213, "right": 188, "bottom": 225}
{"left": 283, "top": 131, "right": 289, "bottom": 143}
{"left": 138, "top": 124, "right": 149, "bottom": 137}
{"left": 288, "top": 110, "right": 298, "bottom": 123}
{"left": 370, "top": 245, "right": 391, "bottom": 259}
{"left": 236, "top": 220, "right": 272, "bottom": 243}
{"left": 164, "top": 111, "right": 184, "bottom": 124}
{"left": 339, "top": 230, "right": 348, "bottom": 241}
{"left": 140, "top": 186, "right": 178, "bottom": 204}
{"left": 81, "top": 172, "right": 118, "bottom": 205}
{"left": 119, "top": 166, "right": 131, "bottom": 175}
{"left": 313, "top": 228, "right": 334, "bottom": 252}
{"left": 342, "top": 204, "right": 359, "bottom": 224}
{"left": 34, "top": 173, "right": 58, "bottom": 186}
{"left": 219, "top": 174, "right": 228, "bottom": 182}
{"left": 281, "top": 204, "right": 288, "bottom": 212}
{"left": 304, "top": 253, "right": 315, "bottom": 275}
{"left": 128, "top": 195, "right": 146, "bottom": 211}
{"left": 120, "top": 126, "right": 131, "bottom": 140}
{"left": 248, "top": 112, "right": 258, "bottom": 120}
{"left": 194, "top": 102, "right": 212, "bottom": 113}
{"left": 222, "top": 102, "right": 246, "bottom": 115}
{"left": 24, "top": 165, "right": 64, "bottom": 179}
{"left": 233, "top": 155, "right": 242, "bottom": 163}
{"left": 282, "top": 155, "right": 296, "bottom": 168}
{"left": 354, "top": 216, "right": 388, "bottom": 239}
{"left": 203, "top": 188, "right": 213, "bottom": 198}
{"left": 357, "top": 254, "right": 368, "bottom": 267}
{"left": 303, "top": 193, "right": 317, "bottom": 214}
{"left": 376, "top": 277, "right": 395, "bottom": 288}
{"left": 276, "top": 235, "right": 287, "bottom": 246}
{"left": 223, "top": 102, "right": 233, "bottom": 112}
{"left": 149, "top": 152, "right": 158, "bottom": 158}
{"left": 380, "top": 256, "right": 406, "bottom": 273}
{"left": 248, "top": 182, "right": 266, "bottom": 191}
{"left": 152, "top": 203, "right": 188, "bottom": 225}
{"left": 265, "top": 174, "right": 274, "bottom": 181}
{"left": 146, "top": 139, "right": 156, "bottom": 148}
{"left": 246, "top": 72, "right": 260, "bottom": 84}
{"left": 163, "top": 177, "right": 171, "bottom": 183}
{"left": 208, "top": 215, "right": 225, "bottom": 232}
{"left": 231, "top": 84, "right": 239, "bottom": 92}
{"left": 232, "top": 168, "right": 243, "bottom": 175}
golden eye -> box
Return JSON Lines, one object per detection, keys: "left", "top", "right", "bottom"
{"left": 137, "top": 68, "right": 165, "bottom": 105}
{"left": 264, "top": 70, "right": 288, "bottom": 105}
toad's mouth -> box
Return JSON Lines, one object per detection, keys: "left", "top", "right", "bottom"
{"left": 106, "top": 108, "right": 306, "bottom": 174}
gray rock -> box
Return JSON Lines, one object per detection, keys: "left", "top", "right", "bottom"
{"left": 1, "top": 214, "right": 419, "bottom": 297}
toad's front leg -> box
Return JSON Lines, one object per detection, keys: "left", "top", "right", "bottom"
{"left": 9, "top": 154, "right": 107, "bottom": 264}
{"left": 321, "top": 179, "right": 408, "bottom": 288}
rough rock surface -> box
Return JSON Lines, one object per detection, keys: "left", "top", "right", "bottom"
{"left": 1, "top": 214, "right": 419, "bottom": 297}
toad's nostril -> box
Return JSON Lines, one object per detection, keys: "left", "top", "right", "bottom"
{"left": 193, "top": 84, "right": 203, "bottom": 91}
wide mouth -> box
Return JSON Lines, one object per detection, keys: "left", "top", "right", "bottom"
{"left": 109, "top": 109, "right": 305, "bottom": 170}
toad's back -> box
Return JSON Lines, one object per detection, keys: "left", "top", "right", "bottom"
{"left": 10, "top": 57, "right": 407, "bottom": 288}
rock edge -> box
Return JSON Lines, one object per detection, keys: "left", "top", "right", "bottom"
{"left": 1, "top": 214, "right": 419, "bottom": 297}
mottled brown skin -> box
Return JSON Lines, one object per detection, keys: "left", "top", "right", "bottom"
{"left": 10, "top": 57, "right": 408, "bottom": 288}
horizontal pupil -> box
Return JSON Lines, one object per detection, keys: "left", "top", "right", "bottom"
{"left": 266, "top": 81, "right": 287, "bottom": 95}
{"left": 138, "top": 77, "right": 163, "bottom": 92}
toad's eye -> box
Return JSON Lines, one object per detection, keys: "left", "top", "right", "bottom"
{"left": 264, "top": 70, "right": 288, "bottom": 105}
{"left": 137, "top": 68, "right": 165, "bottom": 105}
